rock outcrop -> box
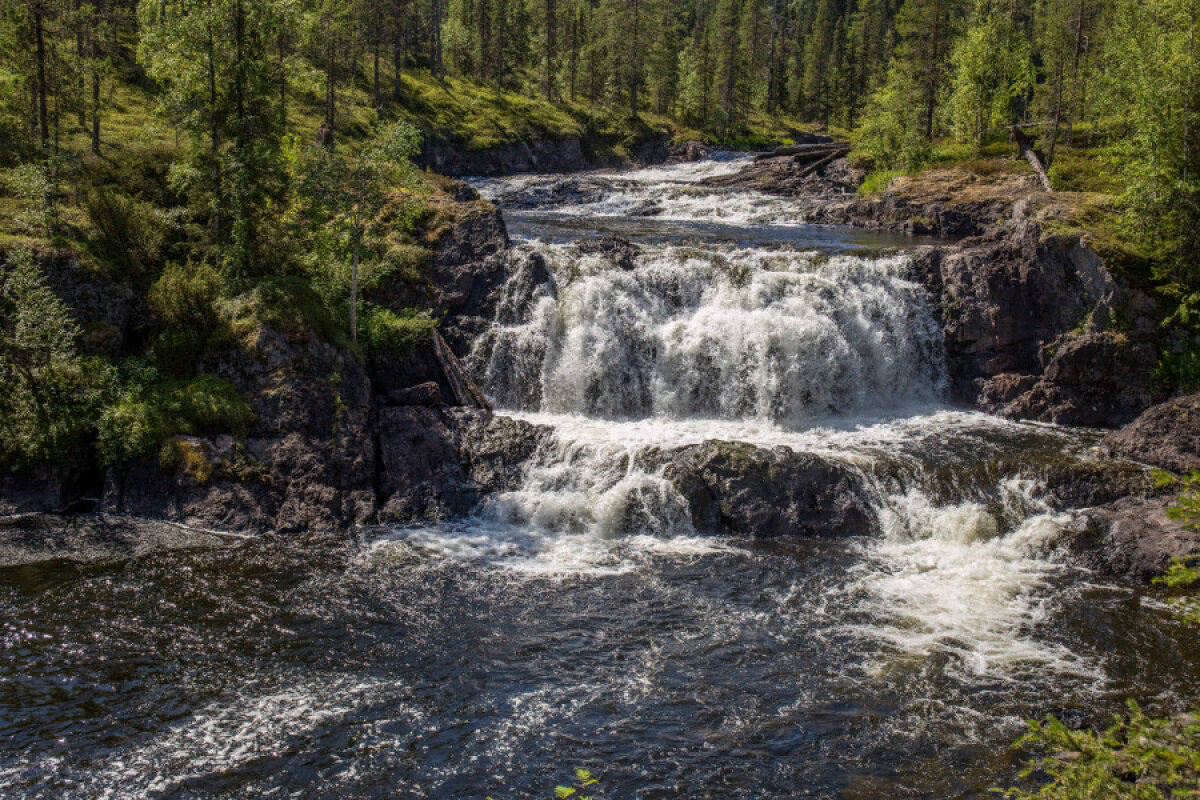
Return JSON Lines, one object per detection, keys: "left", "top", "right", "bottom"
{"left": 661, "top": 441, "right": 874, "bottom": 538}
{"left": 1106, "top": 393, "right": 1200, "bottom": 473}
{"left": 907, "top": 218, "right": 1162, "bottom": 426}
{"left": 418, "top": 136, "right": 591, "bottom": 177}
{"left": 1066, "top": 497, "right": 1200, "bottom": 580}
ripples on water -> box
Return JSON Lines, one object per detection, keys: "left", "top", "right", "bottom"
{"left": 4, "top": 157, "right": 1199, "bottom": 798}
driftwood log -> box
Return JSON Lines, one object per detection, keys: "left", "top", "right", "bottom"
{"left": 434, "top": 330, "right": 492, "bottom": 411}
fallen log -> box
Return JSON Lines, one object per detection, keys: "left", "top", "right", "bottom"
{"left": 1010, "top": 126, "right": 1054, "bottom": 192}
{"left": 754, "top": 142, "right": 849, "bottom": 162}
{"left": 794, "top": 150, "right": 844, "bottom": 180}
{"left": 434, "top": 330, "right": 493, "bottom": 411}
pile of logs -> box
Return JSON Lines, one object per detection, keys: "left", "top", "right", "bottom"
{"left": 754, "top": 141, "right": 852, "bottom": 179}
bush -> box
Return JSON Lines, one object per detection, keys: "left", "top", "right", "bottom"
{"left": 362, "top": 306, "right": 436, "bottom": 358}
{"left": 998, "top": 701, "right": 1200, "bottom": 799}
{"left": 97, "top": 367, "right": 253, "bottom": 466}
{"left": 226, "top": 275, "right": 343, "bottom": 344}
{"left": 85, "top": 189, "right": 169, "bottom": 278}
{"left": 857, "top": 169, "right": 904, "bottom": 196}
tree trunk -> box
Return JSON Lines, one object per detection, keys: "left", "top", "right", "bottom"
{"left": 33, "top": 0, "right": 49, "bottom": 154}
{"left": 924, "top": 0, "right": 943, "bottom": 139}
{"left": 542, "top": 0, "right": 556, "bottom": 100}
{"left": 91, "top": 71, "right": 100, "bottom": 153}
{"left": 350, "top": 229, "right": 360, "bottom": 342}
{"left": 430, "top": 0, "right": 444, "bottom": 79}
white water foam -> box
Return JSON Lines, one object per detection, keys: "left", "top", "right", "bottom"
{"left": 474, "top": 243, "right": 946, "bottom": 426}
{"left": 849, "top": 480, "right": 1095, "bottom": 681}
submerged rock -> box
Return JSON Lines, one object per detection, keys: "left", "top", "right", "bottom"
{"left": 661, "top": 441, "right": 873, "bottom": 538}
{"left": 574, "top": 235, "right": 641, "bottom": 271}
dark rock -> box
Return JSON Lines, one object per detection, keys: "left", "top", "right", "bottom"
{"left": 982, "top": 332, "right": 1155, "bottom": 427}
{"left": 667, "top": 140, "right": 712, "bottom": 163}
{"left": 1065, "top": 497, "right": 1200, "bottom": 580}
{"left": 0, "top": 466, "right": 71, "bottom": 516}
{"left": 417, "top": 136, "right": 590, "bottom": 177}
{"left": 104, "top": 322, "right": 376, "bottom": 534}
{"left": 0, "top": 513, "right": 236, "bottom": 568}
{"left": 702, "top": 153, "right": 862, "bottom": 196}
{"left": 449, "top": 409, "right": 552, "bottom": 496}
{"left": 1106, "top": 394, "right": 1200, "bottom": 472}
{"left": 387, "top": 381, "right": 444, "bottom": 407}
{"left": 376, "top": 407, "right": 550, "bottom": 520}
{"left": 662, "top": 441, "right": 873, "bottom": 538}
{"left": 574, "top": 235, "right": 641, "bottom": 271}
{"left": 905, "top": 220, "right": 1162, "bottom": 424}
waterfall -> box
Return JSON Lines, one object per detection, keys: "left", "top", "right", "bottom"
{"left": 471, "top": 243, "right": 948, "bottom": 426}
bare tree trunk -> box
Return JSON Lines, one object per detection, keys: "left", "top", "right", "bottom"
{"left": 542, "top": 0, "right": 556, "bottom": 100}
{"left": 924, "top": 0, "right": 943, "bottom": 139}
{"left": 350, "top": 228, "right": 360, "bottom": 342}
{"left": 430, "top": 0, "right": 444, "bottom": 79}
{"left": 33, "top": 0, "right": 49, "bottom": 154}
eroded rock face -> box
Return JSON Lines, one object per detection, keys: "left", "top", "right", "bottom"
{"left": 375, "top": 407, "right": 551, "bottom": 521}
{"left": 980, "top": 332, "right": 1156, "bottom": 428}
{"left": 904, "top": 218, "right": 1163, "bottom": 427}
{"left": 1106, "top": 394, "right": 1200, "bottom": 472}
{"left": 103, "top": 323, "right": 375, "bottom": 534}
{"left": 661, "top": 441, "right": 874, "bottom": 538}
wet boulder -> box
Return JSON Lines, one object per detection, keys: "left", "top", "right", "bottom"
{"left": 1105, "top": 393, "right": 1200, "bottom": 473}
{"left": 574, "top": 235, "right": 641, "bottom": 272}
{"left": 662, "top": 441, "right": 874, "bottom": 538}
{"left": 1065, "top": 496, "right": 1200, "bottom": 580}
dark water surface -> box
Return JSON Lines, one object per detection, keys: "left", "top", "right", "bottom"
{"left": 3, "top": 532, "right": 1198, "bottom": 799}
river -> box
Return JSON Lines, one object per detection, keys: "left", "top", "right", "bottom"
{"left": 2, "top": 156, "right": 1198, "bottom": 798}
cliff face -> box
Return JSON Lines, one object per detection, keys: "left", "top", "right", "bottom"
{"left": 0, "top": 190, "right": 547, "bottom": 533}
{"left": 911, "top": 215, "right": 1161, "bottom": 428}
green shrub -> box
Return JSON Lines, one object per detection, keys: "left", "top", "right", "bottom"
{"left": 998, "top": 701, "right": 1200, "bottom": 799}
{"left": 0, "top": 247, "right": 116, "bottom": 470}
{"left": 362, "top": 306, "right": 436, "bottom": 357}
{"left": 1155, "top": 343, "right": 1200, "bottom": 394}
{"left": 858, "top": 169, "right": 904, "bottom": 196}
{"left": 97, "top": 368, "right": 253, "bottom": 466}
{"left": 226, "top": 275, "right": 342, "bottom": 344}
{"left": 1047, "top": 150, "right": 1123, "bottom": 194}
{"left": 85, "top": 189, "right": 169, "bottom": 277}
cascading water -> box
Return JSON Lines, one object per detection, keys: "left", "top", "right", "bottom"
{"left": 5, "top": 157, "right": 1196, "bottom": 800}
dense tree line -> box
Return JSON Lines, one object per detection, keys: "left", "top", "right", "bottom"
{"left": 0, "top": 0, "right": 1196, "bottom": 279}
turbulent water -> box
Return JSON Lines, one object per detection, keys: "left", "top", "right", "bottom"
{"left": 4, "top": 157, "right": 1199, "bottom": 799}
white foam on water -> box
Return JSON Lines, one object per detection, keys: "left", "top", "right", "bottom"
{"left": 848, "top": 480, "right": 1098, "bottom": 681}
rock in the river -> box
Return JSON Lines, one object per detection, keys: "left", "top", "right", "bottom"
{"left": 1106, "top": 393, "right": 1200, "bottom": 473}
{"left": 980, "top": 331, "right": 1155, "bottom": 428}
{"left": 662, "top": 441, "right": 873, "bottom": 538}
{"left": 574, "top": 235, "right": 641, "bottom": 271}
{"left": 376, "top": 408, "right": 550, "bottom": 520}
{"left": 1066, "top": 497, "right": 1200, "bottom": 580}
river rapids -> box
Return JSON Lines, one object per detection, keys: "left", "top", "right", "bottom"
{"left": 3, "top": 156, "right": 1198, "bottom": 799}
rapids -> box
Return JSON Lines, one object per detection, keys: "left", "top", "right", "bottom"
{"left": 3, "top": 156, "right": 1198, "bottom": 799}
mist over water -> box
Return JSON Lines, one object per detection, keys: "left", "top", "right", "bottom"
{"left": 4, "top": 158, "right": 1197, "bottom": 799}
